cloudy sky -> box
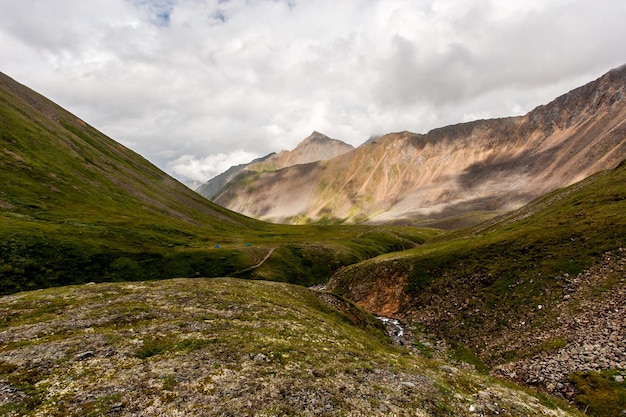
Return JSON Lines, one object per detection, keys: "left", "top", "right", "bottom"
{"left": 1, "top": 0, "right": 625, "bottom": 186}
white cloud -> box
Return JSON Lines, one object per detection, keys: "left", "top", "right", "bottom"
{"left": 0, "top": 0, "right": 625, "bottom": 183}
{"left": 167, "top": 149, "right": 260, "bottom": 183}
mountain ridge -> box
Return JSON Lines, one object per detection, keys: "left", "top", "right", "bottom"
{"left": 211, "top": 65, "right": 626, "bottom": 228}
{"left": 326, "top": 158, "right": 626, "bottom": 412}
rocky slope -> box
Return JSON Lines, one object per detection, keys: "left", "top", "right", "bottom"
{"left": 0, "top": 278, "right": 581, "bottom": 416}
{"left": 490, "top": 248, "right": 626, "bottom": 390}
{"left": 213, "top": 65, "right": 626, "bottom": 227}
{"left": 197, "top": 131, "right": 353, "bottom": 200}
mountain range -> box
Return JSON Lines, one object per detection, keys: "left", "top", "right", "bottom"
{"left": 202, "top": 65, "right": 626, "bottom": 229}
{"left": 1, "top": 66, "right": 625, "bottom": 416}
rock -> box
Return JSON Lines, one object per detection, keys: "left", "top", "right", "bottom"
{"left": 401, "top": 381, "right": 416, "bottom": 388}
{"left": 75, "top": 351, "right": 94, "bottom": 360}
{"left": 615, "top": 375, "right": 624, "bottom": 383}
{"left": 439, "top": 365, "right": 456, "bottom": 374}
{"left": 253, "top": 353, "right": 268, "bottom": 362}
{"left": 477, "top": 390, "right": 490, "bottom": 400}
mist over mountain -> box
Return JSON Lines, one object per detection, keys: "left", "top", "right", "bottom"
{"left": 209, "top": 65, "right": 626, "bottom": 229}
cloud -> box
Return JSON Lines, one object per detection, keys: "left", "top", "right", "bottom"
{"left": 1, "top": 0, "right": 625, "bottom": 184}
{"left": 167, "top": 149, "right": 261, "bottom": 183}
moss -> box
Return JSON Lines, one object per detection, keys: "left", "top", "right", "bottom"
{"left": 569, "top": 371, "right": 626, "bottom": 417}
{"left": 448, "top": 341, "right": 489, "bottom": 374}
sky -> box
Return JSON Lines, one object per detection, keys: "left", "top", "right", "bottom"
{"left": 1, "top": 0, "right": 625, "bottom": 186}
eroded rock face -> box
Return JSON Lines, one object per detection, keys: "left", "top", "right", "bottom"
{"left": 213, "top": 65, "right": 626, "bottom": 227}
{"left": 327, "top": 261, "right": 410, "bottom": 317}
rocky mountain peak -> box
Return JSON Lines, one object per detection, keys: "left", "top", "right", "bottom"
{"left": 243, "top": 132, "right": 353, "bottom": 173}
{"left": 301, "top": 131, "right": 332, "bottom": 143}
{"left": 292, "top": 131, "right": 353, "bottom": 153}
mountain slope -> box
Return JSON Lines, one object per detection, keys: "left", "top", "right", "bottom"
{"left": 197, "top": 131, "right": 353, "bottom": 200}
{"left": 195, "top": 153, "right": 275, "bottom": 200}
{"left": 0, "top": 72, "right": 433, "bottom": 293}
{"left": 326, "top": 159, "right": 626, "bottom": 412}
{"left": 246, "top": 131, "right": 354, "bottom": 173}
{"left": 214, "top": 65, "right": 626, "bottom": 227}
{"left": 0, "top": 277, "right": 581, "bottom": 416}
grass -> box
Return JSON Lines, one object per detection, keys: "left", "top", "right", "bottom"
{"left": 0, "top": 72, "right": 439, "bottom": 294}
{"left": 569, "top": 371, "right": 626, "bottom": 417}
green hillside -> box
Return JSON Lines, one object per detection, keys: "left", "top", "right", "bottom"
{"left": 0, "top": 72, "right": 435, "bottom": 293}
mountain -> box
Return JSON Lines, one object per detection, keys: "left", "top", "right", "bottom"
{"left": 213, "top": 65, "right": 626, "bottom": 227}
{"left": 327, "top": 158, "right": 626, "bottom": 414}
{"left": 196, "top": 153, "right": 276, "bottom": 200}
{"left": 0, "top": 72, "right": 583, "bottom": 416}
{"left": 0, "top": 72, "right": 430, "bottom": 293}
{"left": 197, "top": 131, "right": 353, "bottom": 200}
{"left": 246, "top": 131, "right": 355, "bottom": 172}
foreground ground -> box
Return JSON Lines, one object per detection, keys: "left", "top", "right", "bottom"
{"left": 0, "top": 278, "right": 579, "bottom": 416}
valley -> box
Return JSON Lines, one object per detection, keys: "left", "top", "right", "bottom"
{"left": 1, "top": 65, "right": 625, "bottom": 416}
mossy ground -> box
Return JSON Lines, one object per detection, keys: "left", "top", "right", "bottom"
{"left": 0, "top": 278, "right": 581, "bottom": 416}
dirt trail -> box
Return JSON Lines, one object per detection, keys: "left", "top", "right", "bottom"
{"left": 236, "top": 247, "right": 276, "bottom": 274}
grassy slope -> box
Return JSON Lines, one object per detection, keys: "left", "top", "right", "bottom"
{"left": 0, "top": 278, "right": 580, "bottom": 416}
{"left": 331, "top": 160, "right": 626, "bottom": 355}
{"left": 0, "top": 72, "right": 436, "bottom": 293}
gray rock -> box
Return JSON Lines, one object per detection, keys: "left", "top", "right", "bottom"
{"left": 477, "top": 390, "right": 490, "bottom": 400}
{"left": 439, "top": 365, "right": 457, "bottom": 374}
{"left": 75, "top": 351, "right": 94, "bottom": 360}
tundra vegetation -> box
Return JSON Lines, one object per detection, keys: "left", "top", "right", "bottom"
{"left": 0, "top": 69, "right": 624, "bottom": 416}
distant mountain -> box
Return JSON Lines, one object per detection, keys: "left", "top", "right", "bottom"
{"left": 247, "top": 131, "right": 355, "bottom": 172}
{"left": 213, "top": 65, "right": 626, "bottom": 227}
{"left": 196, "top": 153, "right": 276, "bottom": 200}
{"left": 196, "top": 131, "right": 353, "bottom": 199}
